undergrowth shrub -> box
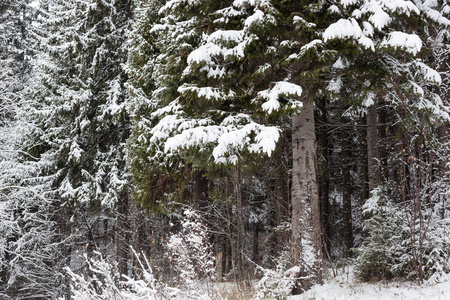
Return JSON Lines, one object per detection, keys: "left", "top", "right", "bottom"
{"left": 253, "top": 250, "right": 296, "bottom": 300}
{"left": 356, "top": 186, "right": 450, "bottom": 283}
{"left": 166, "top": 208, "right": 217, "bottom": 299}
{"left": 66, "top": 249, "right": 163, "bottom": 300}
{"left": 66, "top": 209, "right": 219, "bottom": 299}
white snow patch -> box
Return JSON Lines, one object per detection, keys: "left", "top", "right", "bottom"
{"left": 188, "top": 43, "right": 223, "bottom": 64}
{"left": 323, "top": 19, "right": 362, "bottom": 41}
{"left": 327, "top": 77, "right": 343, "bottom": 93}
{"left": 413, "top": 61, "right": 442, "bottom": 84}
{"left": 323, "top": 19, "right": 374, "bottom": 50}
{"left": 384, "top": 0, "right": 420, "bottom": 16}
{"left": 368, "top": 6, "right": 391, "bottom": 30}
{"left": 165, "top": 125, "right": 225, "bottom": 152}
{"left": 257, "top": 82, "right": 303, "bottom": 114}
{"left": 362, "top": 21, "right": 374, "bottom": 37}
{"left": 332, "top": 57, "right": 347, "bottom": 69}
{"left": 178, "top": 84, "right": 236, "bottom": 101}
{"left": 328, "top": 5, "right": 341, "bottom": 13}
{"left": 363, "top": 92, "right": 375, "bottom": 107}
{"left": 289, "top": 267, "right": 450, "bottom": 300}
{"left": 380, "top": 32, "right": 422, "bottom": 55}
{"left": 293, "top": 16, "right": 317, "bottom": 28}
{"left": 212, "top": 121, "right": 280, "bottom": 164}
{"left": 207, "top": 30, "right": 244, "bottom": 44}
{"left": 244, "top": 10, "right": 265, "bottom": 28}
{"left": 340, "top": 0, "right": 359, "bottom": 7}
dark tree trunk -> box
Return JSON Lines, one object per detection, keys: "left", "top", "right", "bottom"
{"left": 234, "top": 165, "right": 246, "bottom": 283}
{"left": 117, "top": 191, "right": 129, "bottom": 275}
{"left": 367, "top": 104, "right": 379, "bottom": 193}
{"left": 316, "top": 96, "right": 331, "bottom": 257}
{"left": 193, "top": 169, "right": 209, "bottom": 211}
{"left": 438, "top": 124, "right": 450, "bottom": 177}
{"left": 252, "top": 222, "right": 260, "bottom": 264}
{"left": 378, "top": 105, "right": 388, "bottom": 182}
{"left": 341, "top": 116, "right": 353, "bottom": 257}
{"left": 395, "top": 123, "right": 407, "bottom": 203}
{"left": 273, "top": 130, "right": 290, "bottom": 254}
{"left": 359, "top": 115, "right": 370, "bottom": 201}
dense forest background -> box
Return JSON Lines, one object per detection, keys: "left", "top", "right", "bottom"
{"left": 1, "top": 0, "right": 450, "bottom": 299}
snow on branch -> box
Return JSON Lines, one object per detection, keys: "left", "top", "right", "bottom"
{"left": 256, "top": 81, "right": 303, "bottom": 114}
{"left": 323, "top": 18, "right": 375, "bottom": 50}
{"left": 411, "top": 61, "right": 442, "bottom": 84}
{"left": 358, "top": 0, "right": 419, "bottom": 30}
{"left": 212, "top": 120, "right": 280, "bottom": 164}
{"left": 380, "top": 31, "right": 422, "bottom": 56}
{"left": 162, "top": 113, "right": 281, "bottom": 165}
{"left": 178, "top": 84, "right": 236, "bottom": 101}
{"left": 164, "top": 125, "right": 226, "bottom": 152}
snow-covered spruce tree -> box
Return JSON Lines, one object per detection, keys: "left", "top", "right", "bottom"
{"left": 253, "top": 249, "right": 295, "bottom": 300}
{"left": 425, "top": 2, "right": 450, "bottom": 282}
{"left": 126, "top": 2, "right": 290, "bottom": 278}
{"left": 18, "top": 0, "right": 132, "bottom": 287}
{"left": 322, "top": 0, "right": 447, "bottom": 190}
{"left": 156, "top": 0, "right": 303, "bottom": 169}
{"left": 125, "top": 0, "right": 179, "bottom": 211}
{"left": 0, "top": 1, "right": 67, "bottom": 298}
{"left": 355, "top": 187, "right": 407, "bottom": 281}
{"left": 172, "top": 0, "right": 306, "bottom": 283}
{"left": 321, "top": 0, "right": 450, "bottom": 283}
{"left": 0, "top": 139, "right": 65, "bottom": 299}
{"left": 126, "top": 0, "right": 313, "bottom": 284}
{"left": 166, "top": 209, "right": 216, "bottom": 298}
{"left": 126, "top": 0, "right": 235, "bottom": 214}
{"left": 0, "top": 0, "right": 34, "bottom": 124}
{"left": 284, "top": 1, "right": 335, "bottom": 292}
{"left": 356, "top": 182, "right": 450, "bottom": 283}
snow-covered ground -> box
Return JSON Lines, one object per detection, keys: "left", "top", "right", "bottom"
{"left": 289, "top": 268, "right": 450, "bottom": 300}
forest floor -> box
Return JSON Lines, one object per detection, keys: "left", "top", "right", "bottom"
{"left": 288, "top": 267, "right": 450, "bottom": 300}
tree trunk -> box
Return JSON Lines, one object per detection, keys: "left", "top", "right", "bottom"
{"left": 193, "top": 169, "right": 209, "bottom": 211}
{"left": 438, "top": 123, "right": 450, "bottom": 177}
{"left": 117, "top": 191, "right": 129, "bottom": 275}
{"left": 251, "top": 222, "right": 260, "bottom": 264}
{"left": 316, "top": 96, "right": 331, "bottom": 257}
{"left": 234, "top": 165, "right": 246, "bottom": 283}
{"left": 378, "top": 105, "right": 388, "bottom": 183}
{"left": 274, "top": 129, "right": 290, "bottom": 254}
{"left": 359, "top": 116, "right": 369, "bottom": 202}
{"left": 291, "top": 98, "right": 322, "bottom": 294}
{"left": 341, "top": 117, "right": 353, "bottom": 257}
{"left": 366, "top": 104, "right": 379, "bottom": 193}
{"left": 395, "top": 123, "right": 407, "bottom": 203}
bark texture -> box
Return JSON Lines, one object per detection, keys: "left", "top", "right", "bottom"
{"left": 341, "top": 117, "right": 353, "bottom": 256}
{"left": 117, "top": 191, "right": 129, "bottom": 275}
{"left": 291, "top": 98, "right": 322, "bottom": 294}
{"left": 317, "top": 97, "right": 331, "bottom": 256}
{"left": 366, "top": 104, "right": 379, "bottom": 193}
{"left": 193, "top": 169, "right": 209, "bottom": 211}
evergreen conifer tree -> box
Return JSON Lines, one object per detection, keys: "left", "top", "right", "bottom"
{"left": 13, "top": 0, "right": 132, "bottom": 288}
{"left": 0, "top": 1, "right": 67, "bottom": 298}
{"left": 323, "top": 0, "right": 450, "bottom": 284}
{"left": 0, "top": 0, "right": 33, "bottom": 124}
